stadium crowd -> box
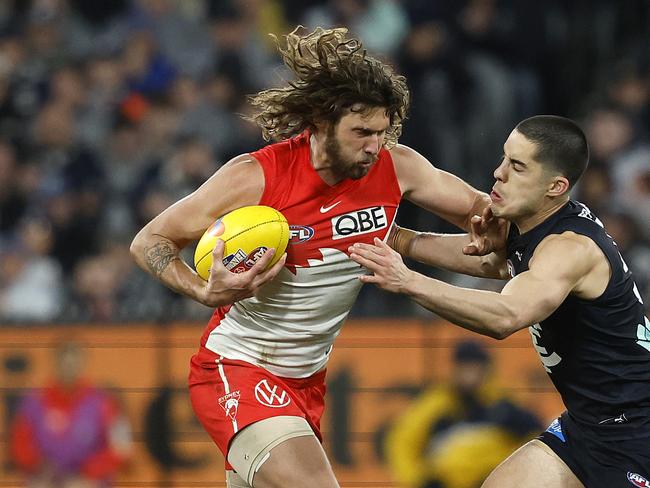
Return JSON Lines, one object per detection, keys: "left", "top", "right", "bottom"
{"left": 0, "top": 0, "right": 648, "bottom": 323}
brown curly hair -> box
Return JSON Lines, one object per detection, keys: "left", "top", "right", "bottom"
{"left": 247, "top": 26, "right": 410, "bottom": 148}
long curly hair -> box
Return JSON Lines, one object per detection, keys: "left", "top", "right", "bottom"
{"left": 248, "top": 26, "right": 410, "bottom": 148}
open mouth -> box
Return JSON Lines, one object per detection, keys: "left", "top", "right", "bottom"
{"left": 490, "top": 189, "right": 502, "bottom": 202}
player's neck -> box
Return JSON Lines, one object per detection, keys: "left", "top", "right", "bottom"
{"left": 309, "top": 133, "right": 343, "bottom": 186}
{"left": 514, "top": 198, "right": 569, "bottom": 234}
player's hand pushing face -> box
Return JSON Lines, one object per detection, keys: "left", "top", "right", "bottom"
{"left": 463, "top": 206, "right": 508, "bottom": 256}
{"left": 201, "top": 239, "right": 287, "bottom": 307}
{"left": 349, "top": 238, "right": 413, "bottom": 293}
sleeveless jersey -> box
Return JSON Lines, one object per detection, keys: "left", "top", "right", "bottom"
{"left": 506, "top": 200, "right": 650, "bottom": 439}
{"left": 200, "top": 132, "right": 402, "bottom": 378}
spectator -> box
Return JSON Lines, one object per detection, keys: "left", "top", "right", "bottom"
{"left": 583, "top": 105, "right": 650, "bottom": 239}
{"left": 0, "top": 217, "right": 63, "bottom": 322}
{"left": 600, "top": 210, "right": 650, "bottom": 311}
{"left": 385, "top": 340, "right": 541, "bottom": 488}
{"left": 9, "top": 340, "right": 132, "bottom": 487}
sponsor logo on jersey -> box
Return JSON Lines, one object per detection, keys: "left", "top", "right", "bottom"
{"left": 627, "top": 472, "right": 650, "bottom": 487}
{"left": 599, "top": 413, "right": 629, "bottom": 425}
{"left": 254, "top": 379, "right": 291, "bottom": 408}
{"left": 320, "top": 201, "right": 342, "bottom": 213}
{"left": 331, "top": 206, "right": 388, "bottom": 240}
{"left": 577, "top": 202, "right": 605, "bottom": 227}
{"left": 223, "top": 247, "right": 268, "bottom": 273}
{"left": 506, "top": 259, "right": 515, "bottom": 278}
{"left": 545, "top": 418, "right": 566, "bottom": 442}
{"left": 218, "top": 391, "right": 240, "bottom": 421}
{"left": 289, "top": 225, "right": 314, "bottom": 243}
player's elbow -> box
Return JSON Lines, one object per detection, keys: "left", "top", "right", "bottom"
{"left": 491, "top": 311, "right": 525, "bottom": 340}
{"left": 490, "top": 325, "right": 515, "bottom": 340}
{"left": 129, "top": 230, "right": 147, "bottom": 263}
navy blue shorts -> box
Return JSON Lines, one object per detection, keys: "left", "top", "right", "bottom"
{"left": 538, "top": 412, "right": 650, "bottom": 488}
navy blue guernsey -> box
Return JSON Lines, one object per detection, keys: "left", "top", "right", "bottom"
{"left": 506, "top": 200, "right": 650, "bottom": 440}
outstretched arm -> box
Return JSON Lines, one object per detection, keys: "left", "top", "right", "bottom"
{"left": 130, "top": 154, "right": 286, "bottom": 307}
{"left": 350, "top": 234, "right": 597, "bottom": 339}
{"left": 390, "top": 207, "right": 509, "bottom": 279}
{"left": 389, "top": 145, "right": 507, "bottom": 276}
{"left": 391, "top": 144, "right": 490, "bottom": 232}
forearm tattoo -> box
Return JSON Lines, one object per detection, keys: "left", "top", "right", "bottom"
{"left": 144, "top": 240, "right": 180, "bottom": 277}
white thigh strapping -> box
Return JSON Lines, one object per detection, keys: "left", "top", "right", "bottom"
{"left": 227, "top": 416, "right": 315, "bottom": 485}
{"left": 226, "top": 470, "right": 251, "bottom": 488}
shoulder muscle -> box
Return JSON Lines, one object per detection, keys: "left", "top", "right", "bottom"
{"left": 390, "top": 144, "right": 488, "bottom": 230}
{"left": 139, "top": 154, "right": 265, "bottom": 247}
{"left": 531, "top": 232, "right": 609, "bottom": 299}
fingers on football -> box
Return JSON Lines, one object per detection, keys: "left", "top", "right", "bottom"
{"left": 209, "top": 241, "right": 228, "bottom": 272}
{"left": 212, "top": 239, "right": 225, "bottom": 259}
{"left": 207, "top": 240, "right": 227, "bottom": 281}
{"left": 251, "top": 252, "right": 286, "bottom": 286}
{"left": 258, "top": 253, "right": 286, "bottom": 282}
{"left": 247, "top": 247, "right": 276, "bottom": 276}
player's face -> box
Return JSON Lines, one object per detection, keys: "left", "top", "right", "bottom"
{"left": 326, "top": 106, "right": 390, "bottom": 180}
{"left": 490, "top": 129, "right": 553, "bottom": 220}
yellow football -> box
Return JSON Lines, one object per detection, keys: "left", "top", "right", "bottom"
{"left": 194, "top": 205, "right": 289, "bottom": 280}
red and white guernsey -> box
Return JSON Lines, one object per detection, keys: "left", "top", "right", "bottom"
{"left": 199, "top": 132, "right": 402, "bottom": 378}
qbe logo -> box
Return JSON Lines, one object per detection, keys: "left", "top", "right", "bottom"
{"left": 331, "top": 206, "right": 388, "bottom": 240}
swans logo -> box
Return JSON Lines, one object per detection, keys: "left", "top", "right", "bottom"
{"left": 218, "top": 391, "right": 240, "bottom": 421}
{"left": 628, "top": 472, "right": 650, "bottom": 487}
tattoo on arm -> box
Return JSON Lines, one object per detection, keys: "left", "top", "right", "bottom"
{"left": 144, "top": 240, "right": 180, "bottom": 277}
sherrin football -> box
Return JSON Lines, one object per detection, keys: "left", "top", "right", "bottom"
{"left": 194, "top": 205, "right": 289, "bottom": 280}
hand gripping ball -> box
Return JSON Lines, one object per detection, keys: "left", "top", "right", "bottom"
{"left": 194, "top": 205, "right": 289, "bottom": 280}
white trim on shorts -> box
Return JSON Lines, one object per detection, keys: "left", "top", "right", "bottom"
{"left": 217, "top": 357, "right": 238, "bottom": 433}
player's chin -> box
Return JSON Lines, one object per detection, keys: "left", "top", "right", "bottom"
{"left": 489, "top": 202, "right": 505, "bottom": 217}
{"left": 349, "top": 163, "right": 373, "bottom": 180}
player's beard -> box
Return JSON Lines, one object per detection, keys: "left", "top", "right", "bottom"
{"left": 324, "top": 126, "right": 376, "bottom": 181}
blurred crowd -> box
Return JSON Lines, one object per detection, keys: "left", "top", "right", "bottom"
{"left": 0, "top": 0, "right": 648, "bottom": 323}
{"left": 9, "top": 341, "right": 132, "bottom": 487}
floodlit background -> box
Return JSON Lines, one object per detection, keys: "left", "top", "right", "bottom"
{"left": 0, "top": 1, "right": 648, "bottom": 487}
